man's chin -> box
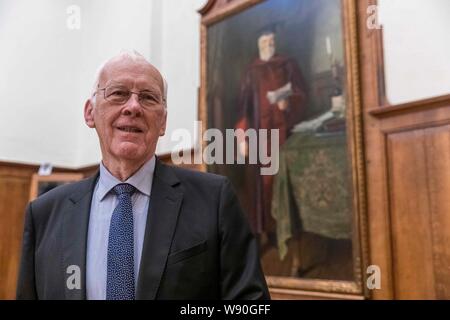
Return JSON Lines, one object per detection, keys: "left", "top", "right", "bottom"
{"left": 112, "top": 143, "right": 145, "bottom": 161}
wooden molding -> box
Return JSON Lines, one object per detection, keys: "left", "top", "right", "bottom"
{"left": 200, "top": 0, "right": 263, "bottom": 25}
{"left": 270, "top": 287, "right": 365, "bottom": 300}
{"left": 198, "top": 0, "right": 217, "bottom": 15}
{"left": 0, "top": 160, "right": 97, "bottom": 173}
{"left": 369, "top": 94, "right": 450, "bottom": 119}
{"left": 267, "top": 276, "right": 361, "bottom": 295}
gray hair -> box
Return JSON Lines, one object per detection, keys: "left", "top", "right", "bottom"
{"left": 90, "top": 50, "right": 168, "bottom": 107}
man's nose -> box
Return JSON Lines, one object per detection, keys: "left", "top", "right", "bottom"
{"left": 122, "top": 93, "right": 143, "bottom": 117}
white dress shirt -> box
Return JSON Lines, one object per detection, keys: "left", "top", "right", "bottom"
{"left": 86, "top": 156, "right": 155, "bottom": 300}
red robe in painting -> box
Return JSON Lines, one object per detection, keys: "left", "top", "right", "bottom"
{"left": 236, "top": 54, "right": 307, "bottom": 235}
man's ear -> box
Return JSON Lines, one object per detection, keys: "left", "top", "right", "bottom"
{"left": 159, "top": 109, "right": 167, "bottom": 136}
{"left": 84, "top": 99, "right": 95, "bottom": 128}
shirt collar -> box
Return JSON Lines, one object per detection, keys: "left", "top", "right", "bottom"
{"left": 97, "top": 156, "right": 156, "bottom": 201}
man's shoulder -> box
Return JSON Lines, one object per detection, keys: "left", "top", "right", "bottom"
{"left": 159, "top": 163, "right": 235, "bottom": 207}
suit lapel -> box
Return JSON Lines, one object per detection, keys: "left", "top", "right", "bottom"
{"left": 136, "top": 160, "right": 183, "bottom": 300}
{"left": 61, "top": 173, "right": 98, "bottom": 300}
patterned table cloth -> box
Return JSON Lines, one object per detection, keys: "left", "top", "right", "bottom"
{"left": 271, "top": 131, "right": 352, "bottom": 260}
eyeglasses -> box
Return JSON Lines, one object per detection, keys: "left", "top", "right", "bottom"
{"left": 94, "top": 85, "right": 165, "bottom": 109}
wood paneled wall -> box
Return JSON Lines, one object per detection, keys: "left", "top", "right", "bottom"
{"left": 359, "top": 0, "right": 450, "bottom": 299}
{"left": 0, "top": 164, "right": 33, "bottom": 300}
{"left": 365, "top": 98, "right": 450, "bottom": 299}
{"left": 0, "top": 162, "right": 97, "bottom": 299}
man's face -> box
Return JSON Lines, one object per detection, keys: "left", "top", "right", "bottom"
{"left": 84, "top": 58, "right": 167, "bottom": 166}
{"left": 258, "top": 33, "right": 276, "bottom": 61}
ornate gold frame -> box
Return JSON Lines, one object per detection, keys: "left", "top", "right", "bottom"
{"left": 198, "top": 0, "right": 368, "bottom": 298}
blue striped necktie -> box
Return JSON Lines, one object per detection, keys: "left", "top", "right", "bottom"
{"left": 106, "top": 183, "right": 136, "bottom": 300}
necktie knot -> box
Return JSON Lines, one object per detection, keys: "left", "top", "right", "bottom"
{"left": 112, "top": 183, "right": 136, "bottom": 196}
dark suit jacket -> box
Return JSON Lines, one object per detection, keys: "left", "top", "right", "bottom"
{"left": 16, "top": 160, "right": 270, "bottom": 300}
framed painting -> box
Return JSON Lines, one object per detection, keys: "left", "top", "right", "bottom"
{"left": 199, "top": 0, "right": 367, "bottom": 298}
{"left": 29, "top": 173, "right": 84, "bottom": 201}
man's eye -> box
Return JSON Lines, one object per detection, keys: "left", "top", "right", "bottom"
{"left": 140, "top": 93, "right": 158, "bottom": 102}
{"left": 110, "top": 90, "right": 129, "bottom": 97}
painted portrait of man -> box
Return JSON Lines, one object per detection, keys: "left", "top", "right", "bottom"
{"left": 235, "top": 25, "right": 307, "bottom": 246}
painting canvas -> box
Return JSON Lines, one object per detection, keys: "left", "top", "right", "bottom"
{"left": 204, "top": 0, "right": 357, "bottom": 286}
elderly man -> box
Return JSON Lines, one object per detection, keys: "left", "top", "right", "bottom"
{"left": 16, "top": 51, "right": 269, "bottom": 300}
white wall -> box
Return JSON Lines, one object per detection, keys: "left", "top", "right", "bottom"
{"left": 0, "top": 0, "right": 82, "bottom": 167}
{"left": 379, "top": 0, "right": 450, "bottom": 105}
{"left": 155, "top": 0, "right": 205, "bottom": 156}
{"left": 0, "top": 0, "right": 204, "bottom": 168}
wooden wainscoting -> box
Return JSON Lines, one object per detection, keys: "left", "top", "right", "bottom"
{"left": 0, "top": 163, "right": 35, "bottom": 300}
{"left": 0, "top": 162, "right": 97, "bottom": 300}
{"left": 366, "top": 96, "right": 450, "bottom": 299}
{"left": 358, "top": 0, "right": 450, "bottom": 299}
